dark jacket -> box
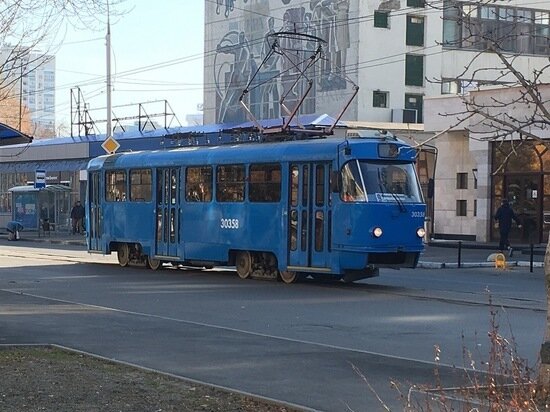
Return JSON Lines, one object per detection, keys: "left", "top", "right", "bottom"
{"left": 71, "top": 204, "right": 85, "bottom": 219}
{"left": 494, "top": 203, "right": 520, "bottom": 232}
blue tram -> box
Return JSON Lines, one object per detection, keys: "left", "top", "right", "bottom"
{"left": 86, "top": 131, "right": 426, "bottom": 283}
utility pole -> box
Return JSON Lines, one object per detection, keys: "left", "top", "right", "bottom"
{"left": 106, "top": 0, "right": 112, "bottom": 139}
{"left": 18, "top": 61, "right": 24, "bottom": 131}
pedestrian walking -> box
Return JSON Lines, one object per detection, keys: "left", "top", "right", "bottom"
{"left": 494, "top": 198, "right": 522, "bottom": 256}
{"left": 70, "top": 200, "right": 85, "bottom": 235}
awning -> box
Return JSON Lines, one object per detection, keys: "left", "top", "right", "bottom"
{"left": 0, "top": 122, "right": 32, "bottom": 146}
{"left": 0, "top": 159, "right": 89, "bottom": 173}
{"left": 8, "top": 184, "right": 72, "bottom": 193}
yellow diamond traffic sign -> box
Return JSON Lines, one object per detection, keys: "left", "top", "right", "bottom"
{"left": 101, "top": 136, "right": 120, "bottom": 154}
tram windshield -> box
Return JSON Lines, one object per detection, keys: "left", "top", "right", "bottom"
{"left": 341, "top": 160, "right": 423, "bottom": 203}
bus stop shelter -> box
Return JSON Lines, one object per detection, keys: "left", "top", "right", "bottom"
{"left": 0, "top": 122, "right": 32, "bottom": 146}
{"left": 8, "top": 184, "right": 71, "bottom": 233}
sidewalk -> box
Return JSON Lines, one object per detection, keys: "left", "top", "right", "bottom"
{"left": 0, "top": 230, "right": 545, "bottom": 269}
{"left": 419, "top": 240, "right": 545, "bottom": 269}
{"left": 0, "top": 230, "right": 87, "bottom": 247}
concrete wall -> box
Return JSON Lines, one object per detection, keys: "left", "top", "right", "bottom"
{"left": 425, "top": 84, "right": 550, "bottom": 241}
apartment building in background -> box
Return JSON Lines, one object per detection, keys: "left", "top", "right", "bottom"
{"left": 0, "top": 46, "right": 56, "bottom": 138}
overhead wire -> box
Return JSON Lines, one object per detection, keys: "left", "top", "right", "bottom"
{"left": 7, "top": 0, "right": 550, "bottom": 128}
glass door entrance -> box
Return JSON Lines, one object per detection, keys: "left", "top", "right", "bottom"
{"left": 505, "top": 174, "right": 542, "bottom": 244}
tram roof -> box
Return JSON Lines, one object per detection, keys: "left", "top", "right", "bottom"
{"left": 88, "top": 134, "right": 416, "bottom": 171}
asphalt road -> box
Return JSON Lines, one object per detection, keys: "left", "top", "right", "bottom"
{"left": 0, "top": 241, "right": 545, "bottom": 411}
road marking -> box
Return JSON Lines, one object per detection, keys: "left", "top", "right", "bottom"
{"left": 1, "top": 288, "right": 466, "bottom": 371}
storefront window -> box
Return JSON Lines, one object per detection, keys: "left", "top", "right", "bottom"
{"left": 491, "top": 141, "right": 548, "bottom": 243}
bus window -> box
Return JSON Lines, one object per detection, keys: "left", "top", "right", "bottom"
{"left": 249, "top": 163, "right": 281, "bottom": 202}
{"left": 106, "top": 170, "right": 127, "bottom": 202}
{"left": 216, "top": 165, "right": 245, "bottom": 202}
{"left": 130, "top": 169, "right": 152, "bottom": 202}
{"left": 185, "top": 166, "right": 212, "bottom": 202}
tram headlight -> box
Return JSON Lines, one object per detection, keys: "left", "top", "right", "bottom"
{"left": 416, "top": 227, "right": 426, "bottom": 238}
{"left": 373, "top": 227, "right": 383, "bottom": 238}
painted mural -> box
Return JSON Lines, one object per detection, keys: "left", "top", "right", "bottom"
{"left": 212, "top": 0, "right": 354, "bottom": 124}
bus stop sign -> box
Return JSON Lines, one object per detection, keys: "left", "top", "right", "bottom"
{"left": 35, "top": 170, "right": 46, "bottom": 188}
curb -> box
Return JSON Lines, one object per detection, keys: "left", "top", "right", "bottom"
{"left": 418, "top": 261, "right": 544, "bottom": 269}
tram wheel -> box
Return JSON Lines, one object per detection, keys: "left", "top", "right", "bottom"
{"left": 236, "top": 251, "right": 252, "bottom": 279}
{"left": 147, "top": 256, "right": 162, "bottom": 271}
{"left": 117, "top": 243, "right": 130, "bottom": 267}
{"left": 279, "top": 270, "right": 298, "bottom": 284}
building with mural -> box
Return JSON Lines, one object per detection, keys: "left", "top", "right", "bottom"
{"left": 204, "top": 0, "right": 550, "bottom": 244}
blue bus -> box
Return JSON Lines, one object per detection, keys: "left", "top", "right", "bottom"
{"left": 86, "top": 131, "right": 426, "bottom": 283}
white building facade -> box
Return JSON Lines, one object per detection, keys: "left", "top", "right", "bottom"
{"left": 204, "top": 0, "right": 550, "bottom": 243}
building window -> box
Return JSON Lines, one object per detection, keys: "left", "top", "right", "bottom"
{"left": 456, "top": 172, "right": 468, "bottom": 189}
{"left": 374, "top": 11, "right": 389, "bottom": 28}
{"left": 404, "top": 94, "right": 423, "bottom": 123}
{"left": 442, "top": 0, "right": 550, "bottom": 56}
{"left": 441, "top": 79, "right": 459, "bottom": 94}
{"left": 456, "top": 200, "right": 467, "bottom": 216}
{"left": 405, "top": 54, "right": 424, "bottom": 86}
{"left": 373, "top": 91, "right": 389, "bottom": 108}
{"left": 474, "top": 199, "right": 477, "bottom": 217}
{"left": 406, "top": 16, "right": 425, "bottom": 46}
{"left": 407, "top": 0, "right": 425, "bottom": 8}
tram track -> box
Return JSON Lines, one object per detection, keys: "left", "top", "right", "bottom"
{"left": 1, "top": 251, "right": 544, "bottom": 314}
{"left": 0, "top": 244, "right": 543, "bottom": 313}
{"left": 0, "top": 287, "right": 462, "bottom": 371}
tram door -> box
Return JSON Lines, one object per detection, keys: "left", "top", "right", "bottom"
{"left": 155, "top": 168, "right": 179, "bottom": 258}
{"left": 288, "top": 163, "right": 331, "bottom": 270}
{"left": 88, "top": 171, "right": 102, "bottom": 251}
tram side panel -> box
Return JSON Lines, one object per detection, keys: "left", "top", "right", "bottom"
{"left": 180, "top": 176, "right": 287, "bottom": 267}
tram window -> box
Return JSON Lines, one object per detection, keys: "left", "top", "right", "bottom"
{"left": 170, "top": 169, "right": 178, "bottom": 205}
{"left": 106, "top": 170, "right": 127, "bottom": 202}
{"left": 341, "top": 161, "right": 366, "bottom": 202}
{"left": 302, "top": 165, "right": 309, "bottom": 207}
{"left": 216, "top": 165, "right": 245, "bottom": 202}
{"left": 186, "top": 166, "right": 212, "bottom": 202}
{"left": 290, "top": 166, "right": 299, "bottom": 207}
{"left": 315, "top": 211, "right": 324, "bottom": 252}
{"left": 249, "top": 163, "right": 281, "bottom": 202}
{"left": 130, "top": 169, "right": 152, "bottom": 202}
{"left": 315, "top": 165, "right": 325, "bottom": 206}
{"left": 361, "top": 161, "right": 423, "bottom": 203}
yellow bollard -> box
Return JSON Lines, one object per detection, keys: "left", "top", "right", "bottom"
{"left": 494, "top": 253, "right": 506, "bottom": 269}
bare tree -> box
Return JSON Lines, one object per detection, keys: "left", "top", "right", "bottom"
{"left": 0, "top": 0, "right": 124, "bottom": 137}
{"left": 429, "top": 0, "right": 550, "bottom": 385}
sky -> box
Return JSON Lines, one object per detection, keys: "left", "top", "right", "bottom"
{"left": 54, "top": 1, "right": 205, "bottom": 135}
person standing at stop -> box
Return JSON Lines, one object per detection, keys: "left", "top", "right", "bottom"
{"left": 494, "top": 198, "right": 522, "bottom": 256}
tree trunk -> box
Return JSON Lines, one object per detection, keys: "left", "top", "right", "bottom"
{"left": 539, "top": 237, "right": 550, "bottom": 386}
